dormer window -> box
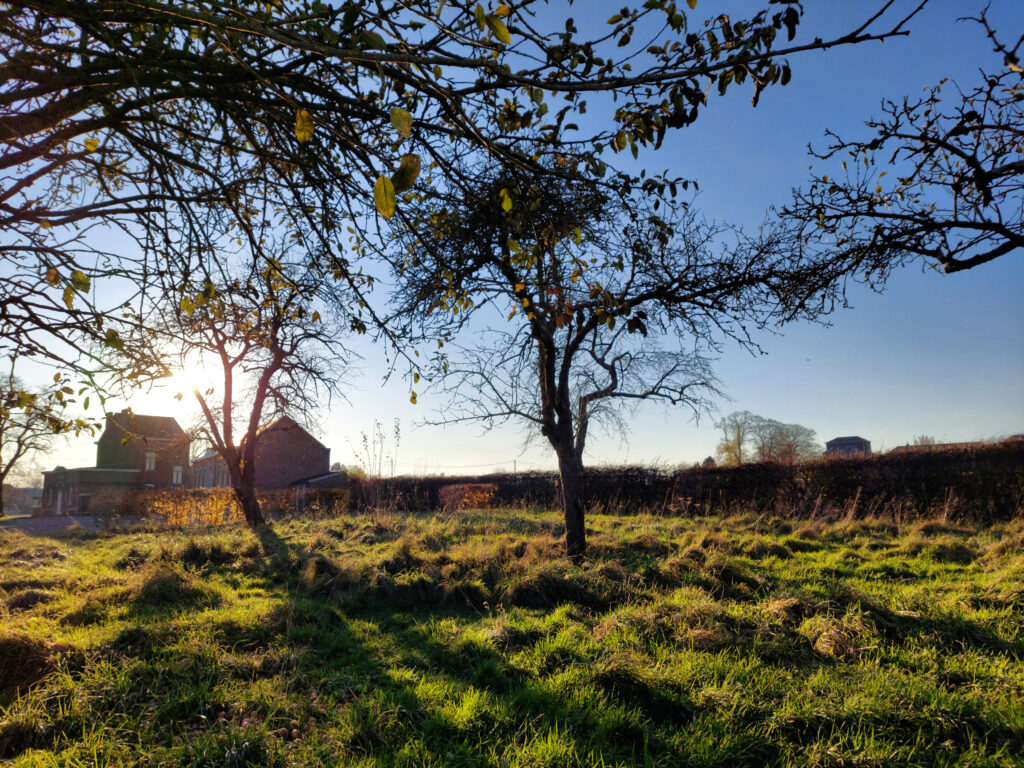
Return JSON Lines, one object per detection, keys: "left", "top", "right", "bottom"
{"left": 145, "top": 451, "right": 156, "bottom": 471}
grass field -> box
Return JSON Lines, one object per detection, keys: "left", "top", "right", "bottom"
{"left": 1, "top": 509, "right": 1022, "bottom": 767}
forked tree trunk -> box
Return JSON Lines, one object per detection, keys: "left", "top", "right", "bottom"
{"left": 556, "top": 447, "right": 587, "bottom": 560}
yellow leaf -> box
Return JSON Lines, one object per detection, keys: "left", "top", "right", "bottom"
{"left": 514, "top": 283, "right": 525, "bottom": 292}
{"left": 295, "top": 109, "right": 314, "bottom": 142}
{"left": 390, "top": 107, "right": 413, "bottom": 138}
{"left": 410, "top": 391, "right": 418, "bottom": 405}
{"left": 39, "top": 220, "right": 51, "bottom": 229}
{"left": 45, "top": 267, "right": 60, "bottom": 286}
{"left": 494, "top": 4, "right": 511, "bottom": 17}
{"left": 687, "top": 0, "right": 697, "bottom": 8}
{"left": 374, "top": 175, "right": 396, "bottom": 219}
{"left": 499, "top": 188, "right": 513, "bottom": 212}
{"left": 485, "top": 14, "right": 511, "bottom": 45}
{"left": 84, "top": 137, "right": 99, "bottom": 152}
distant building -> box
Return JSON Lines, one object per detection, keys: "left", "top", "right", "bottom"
{"left": 40, "top": 410, "right": 189, "bottom": 515}
{"left": 824, "top": 436, "right": 871, "bottom": 456}
{"left": 191, "top": 415, "right": 332, "bottom": 490}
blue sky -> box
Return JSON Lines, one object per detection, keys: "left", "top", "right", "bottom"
{"left": 43, "top": 0, "right": 1024, "bottom": 475}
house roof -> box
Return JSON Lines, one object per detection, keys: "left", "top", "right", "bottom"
{"left": 826, "top": 436, "right": 869, "bottom": 444}
{"left": 105, "top": 410, "right": 187, "bottom": 440}
{"left": 259, "top": 415, "right": 327, "bottom": 450}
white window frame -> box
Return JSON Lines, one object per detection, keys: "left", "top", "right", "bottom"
{"left": 145, "top": 451, "right": 156, "bottom": 471}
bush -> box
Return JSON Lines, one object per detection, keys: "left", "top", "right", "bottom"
{"left": 439, "top": 483, "right": 497, "bottom": 511}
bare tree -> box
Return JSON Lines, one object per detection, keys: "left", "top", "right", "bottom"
{"left": 715, "top": 410, "right": 759, "bottom": 466}
{"left": 393, "top": 167, "right": 835, "bottom": 558}
{"left": 783, "top": 10, "right": 1022, "bottom": 279}
{"left": 750, "top": 417, "right": 821, "bottom": 463}
{"left": 153, "top": 214, "right": 355, "bottom": 527}
{"left": 718, "top": 410, "right": 820, "bottom": 465}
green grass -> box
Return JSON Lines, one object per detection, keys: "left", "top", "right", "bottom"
{"left": 1, "top": 510, "right": 1023, "bottom": 767}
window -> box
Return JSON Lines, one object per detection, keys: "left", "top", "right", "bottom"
{"left": 145, "top": 451, "right": 156, "bottom": 471}
{"left": 172, "top": 465, "right": 183, "bottom": 485}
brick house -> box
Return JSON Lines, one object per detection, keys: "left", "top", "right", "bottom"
{"left": 824, "top": 436, "right": 871, "bottom": 456}
{"left": 40, "top": 411, "right": 189, "bottom": 515}
{"left": 191, "top": 415, "right": 331, "bottom": 490}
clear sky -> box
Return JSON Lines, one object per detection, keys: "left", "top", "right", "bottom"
{"left": 40, "top": 0, "right": 1024, "bottom": 477}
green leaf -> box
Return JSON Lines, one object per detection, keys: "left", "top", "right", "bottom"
{"left": 499, "top": 188, "right": 513, "bottom": 212}
{"left": 474, "top": 4, "right": 486, "bottom": 29}
{"left": 356, "top": 30, "right": 387, "bottom": 49}
{"left": 391, "top": 153, "right": 421, "bottom": 192}
{"left": 390, "top": 107, "right": 413, "bottom": 138}
{"left": 613, "top": 131, "right": 628, "bottom": 151}
{"left": 70, "top": 269, "right": 90, "bottom": 292}
{"left": 374, "top": 175, "right": 396, "bottom": 219}
{"left": 104, "top": 328, "right": 124, "bottom": 351}
{"left": 485, "top": 14, "right": 510, "bottom": 44}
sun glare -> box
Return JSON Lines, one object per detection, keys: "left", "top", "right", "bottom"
{"left": 167, "top": 365, "right": 220, "bottom": 403}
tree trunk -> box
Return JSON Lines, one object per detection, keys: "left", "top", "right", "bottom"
{"left": 234, "top": 478, "right": 265, "bottom": 527}
{"left": 556, "top": 446, "right": 587, "bottom": 560}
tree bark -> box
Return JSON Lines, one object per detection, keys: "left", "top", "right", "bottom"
{"left": 556, "top": 445, "right": 587, "bottom": 560}
{"left": 234, "top": 476, "right": 265, "bottom": 527}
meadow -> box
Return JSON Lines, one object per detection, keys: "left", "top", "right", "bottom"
{"left": 1, "top": 508, "right": 1022, "bottom": 767}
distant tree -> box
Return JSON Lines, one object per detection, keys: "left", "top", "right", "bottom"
{"left": 716, "top": 410, "right": 759, "bottom": 466}
{"left": 783, "top": 10, "right": 1022, "bottom": 278}
{"left": 701, "top": 456, "right": 717, "bottom": 468}
{"left": 718, "top": 410, "right": 820, "bottom": 465}
{"left": 913, "top": 434, "right": 937, "bottom": 446}
{"left": 330, "top": 462, "right": 343, "bottom": 472}
{"left": 750, "top": 416, "right": 821, "bottom": 464}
